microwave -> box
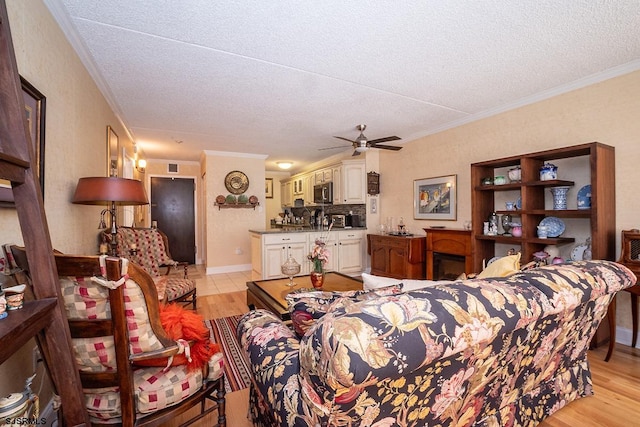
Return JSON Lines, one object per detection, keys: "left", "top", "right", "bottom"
{"left": 313, "top": 182, "right": 333, "bottom": 204}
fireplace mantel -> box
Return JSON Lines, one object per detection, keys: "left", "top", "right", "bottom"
{"left": 424, "top": 228, "right": 473, "bottom": 280}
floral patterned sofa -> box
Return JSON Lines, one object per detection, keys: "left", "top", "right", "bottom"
{"left": 237, "top": 260, "right": 635, "bottom": 427}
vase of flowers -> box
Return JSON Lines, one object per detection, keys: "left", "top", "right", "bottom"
{"left": 308, "top": 226, "right": 331, "bottom": 288}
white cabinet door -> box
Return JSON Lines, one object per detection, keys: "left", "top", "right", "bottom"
{"left": 337, "top": 230, "right": 365, "bottom": 274}
{"left": 332, "top": 165, "right": 342, "bottom": 204}
{"left": 264, "top": 244, "right": 287, "bottom": 279}
{"left": 308, "top": 232, "right": 338, "bottom": 272}
{"left": 262, "top": 233, "right": 309, "bottom": 279}
{"left": 302, "top": 173, "right": 313, "bottom": 205}
{"left": 281, "top": 180, "right": 293, "bottom": 206}
{"left": 342, "top": 160, "right": 366, "bottom": 204}
{"left": 314, "top": 168, "right": 332, "bottom": 184}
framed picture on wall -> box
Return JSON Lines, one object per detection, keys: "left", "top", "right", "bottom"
{"left": 414, "top": 174, "right": 457, "bottom": 220}
{"left": 1, "top": 77, "right": 46, "bottom": 207}
{"left": 265, "top": 178, "right": 274, "bottom": 198}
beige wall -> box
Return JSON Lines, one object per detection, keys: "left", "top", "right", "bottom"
{"left": 379, "top": 69, "right": 640, "bottom": 331}
{"left": 2, "top": 0, "right": 640, "bottom": 400}
{"left": 203, "top": 151, "right": 267, "bottom": 273}
{"left": 0, "top": 0, "right": 133, "bottom": 403}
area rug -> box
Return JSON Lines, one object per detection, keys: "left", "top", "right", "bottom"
{"left": 206, "top": 314, "right": 251, "bottom": 393}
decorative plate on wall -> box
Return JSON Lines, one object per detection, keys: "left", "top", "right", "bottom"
{"left": 224, "top": 170, "right": 249, "bottom": 194}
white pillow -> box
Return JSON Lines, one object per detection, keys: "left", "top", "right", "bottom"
{"left": 361, "top": 273, "right": 452, "bottom": 292}
{"left": 361, "top": 273, "right": 402, "bottom": 290}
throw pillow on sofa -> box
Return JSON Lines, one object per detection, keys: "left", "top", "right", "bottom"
{"left": 476, "top": 253, "right": 521, "bottom": 279}
{"left": 286, "top": 284, "right": 403, "bottom": 337}
{"left": 361, "top": 272, "right": 453, "bottom": 292}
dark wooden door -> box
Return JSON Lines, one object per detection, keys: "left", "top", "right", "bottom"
{"left": 150, "top": 177, "right": 196, "bottom": 264}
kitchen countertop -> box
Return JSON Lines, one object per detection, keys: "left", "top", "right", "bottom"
{"left": 249, "top": 226, "right": 367, "bottom": 235}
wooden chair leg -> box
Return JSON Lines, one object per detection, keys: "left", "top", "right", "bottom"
{"left": 605, "top": 296, "right": 617, "bottom": 362}
{"left": 217, "top": 376, "right": 226, "bottom": 427}
{"left": 631, "top": 293, "right": 638, "bottom": 348}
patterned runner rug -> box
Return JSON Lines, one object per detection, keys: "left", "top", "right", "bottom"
{"left": 206, "top": 314, "right": 251, "bottom": 393}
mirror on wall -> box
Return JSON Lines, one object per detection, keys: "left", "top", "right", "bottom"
{"left": 107, "top": 125, "right": 119, "bottom": 177}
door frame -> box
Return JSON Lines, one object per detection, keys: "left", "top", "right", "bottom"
{"left": 146, "top": 173, "right": 201, "bottom": 265}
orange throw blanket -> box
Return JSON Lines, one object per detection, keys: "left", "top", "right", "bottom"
{"left": 138, "top": 304, "right": 219, "bottom": 371}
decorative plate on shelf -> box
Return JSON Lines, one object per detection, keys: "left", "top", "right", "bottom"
{"left": 515, "top": 196, "right": 522, "bottom": 210}
{"left": 571, "top": 243, "right": 588, "bottom": 261}
{"left": 577, "top": 185, "right": 591, "bottom": 210}
{"left": 224, "top": 170, "right": 249, "bottom": 194}
{"left": 539, "top": 216, "right": 565, "bottom": 238}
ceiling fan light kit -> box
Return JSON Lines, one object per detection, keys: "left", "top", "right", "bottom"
{"left": 320, "top": 124, "right": 402, "bottom": 156}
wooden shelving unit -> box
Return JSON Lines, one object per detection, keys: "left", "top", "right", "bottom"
{"left": 471, "top": 142, "right": 616, "bottom": 272}
{"left": 0, "top": 3, "right": 88, "bottom": 425}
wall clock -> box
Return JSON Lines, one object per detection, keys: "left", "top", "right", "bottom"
{"left": 224, "top": 170, "right": 249, "bottom": 195}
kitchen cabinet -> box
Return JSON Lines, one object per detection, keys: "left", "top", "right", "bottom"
{"left": 281, "top": 179, "right": 293, "bottom": 207}
{"left": 332, "top": 165, "right": 342, "bottom": 204}
{"left": 367, "top": 234, "right": 426, "bottom": 279}
{"left": 261, "top": 233, "right": 309, "bottom": 279}
{"left": 293, "top": 176, "right": 304, "bottom": 196}
{"left": 302, "top": 173, "right": 314, "bottom": 205}
{"left": 250, "top": 230, "right": 366, "bottom": 279}
{"left": 341, "top": 159, "right": 367, "bottom": 204}
{"left": 309, "top": 231, "right": 338, "bottom": 272}
{"left": 315, "top": 168, "right": 333, "bottom": 184}
{"left": 336, "top": 230, "right": 365, "bottom": 274}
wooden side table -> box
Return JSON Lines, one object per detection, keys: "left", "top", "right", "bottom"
{"left": 367, "top": 234, "right": 425, "bottom": 279}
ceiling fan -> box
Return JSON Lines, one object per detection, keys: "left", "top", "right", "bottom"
{"left": 320, "top": 124, "right": 402, "bottom": 156}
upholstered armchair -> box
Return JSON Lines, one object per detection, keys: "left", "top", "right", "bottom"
{"left": 11, "top": 246, "right": 226, "bottom": 426}
{"left": 102, "top": 227, "right": 197, "bottom": 309}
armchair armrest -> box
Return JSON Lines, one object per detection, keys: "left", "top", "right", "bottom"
{"left": 238, "top": 310, "right": 309, "bottom": 425}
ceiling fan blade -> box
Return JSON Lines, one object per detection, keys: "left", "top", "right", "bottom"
{"left": 318, "top": 145, "right": 351, "bottom": 151}
{"left": 368, "top": 136, "right": 401, "bottom": 144}
{"left": 352, "top": 149, "right": 361, "bottom": 156}
{"left": 370, "top": 143, "right": 402, "bottom": 151}
{"left": 334, "top": 136, "right": 357, "bottom": 143}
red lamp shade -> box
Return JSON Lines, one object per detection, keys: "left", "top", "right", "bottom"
{"left": 72, "top": 177, "right": 148, "bottom": 206}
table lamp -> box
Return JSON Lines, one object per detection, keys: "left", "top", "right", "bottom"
{"left": 72, "top": 177, "right": 149, "bottom": 255}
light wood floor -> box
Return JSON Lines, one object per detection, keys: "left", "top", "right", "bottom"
{"left": 166, "top": 291, "right": 640, "bottom": 427}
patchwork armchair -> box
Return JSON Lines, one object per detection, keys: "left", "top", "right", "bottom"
{"left": 11, "top": 246, "right": 226, "bottom": 426}
{"left": 102, "top": 227, "right": 196, "bottom": 309}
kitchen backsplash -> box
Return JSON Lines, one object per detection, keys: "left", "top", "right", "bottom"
{"left": 290, "top": 204, "right": 366, "bottom": 227}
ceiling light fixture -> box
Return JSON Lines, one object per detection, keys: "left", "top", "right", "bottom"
{"left": 277, "top": 162, "right": 293, "bottom": 170}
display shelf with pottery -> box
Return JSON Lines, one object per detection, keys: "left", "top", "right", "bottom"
{"left": 577, "top": 185, "right": 592, "bottom": 210}
{"left": 538, "top": 217, "right": 565, "bottom": 238}
{"left": 214, "top": 193, "right": 260, "bottom": 209}
{"left": 470, "top": 142, "right": 613, "bottom": 274}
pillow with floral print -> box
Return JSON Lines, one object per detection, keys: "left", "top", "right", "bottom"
{"left": 286, "top": 284, "right": 403, "bottom": 337}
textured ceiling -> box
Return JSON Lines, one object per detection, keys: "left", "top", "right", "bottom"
{"left": 45, "top": 0, "right": 640, "bottom": 171}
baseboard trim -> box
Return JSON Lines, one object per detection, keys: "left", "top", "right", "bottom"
{"left": 205, "top": 264, "right": 251, "bottom": 275}
{"left": 615, "top": 325, "right": 639, "bottom": 348}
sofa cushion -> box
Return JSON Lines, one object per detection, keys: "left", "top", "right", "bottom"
{"left": 477, "top": 253, "right": 521, "bottom": 278}
{"left": 286, "top": 284, "right": 403, "bottom": 337}
{"left": 361, "top": 272, "right": 452, "bottom": 292}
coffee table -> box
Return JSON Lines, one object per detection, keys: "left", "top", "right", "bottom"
{"left": 246, "top": 272, "right": 363, "bottom": 320}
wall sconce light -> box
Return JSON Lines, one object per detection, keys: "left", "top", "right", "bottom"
{"left": 136, "top": 158, "right": 147, "bottom": 173}
{"left": 277, "top": 161, "right": 293, "bottom": 170}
